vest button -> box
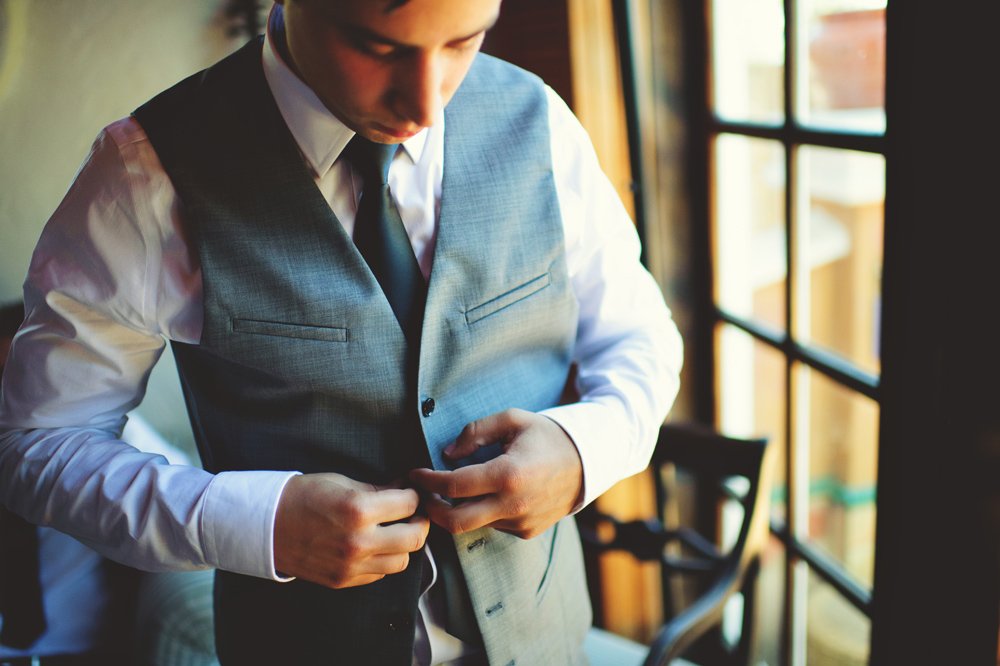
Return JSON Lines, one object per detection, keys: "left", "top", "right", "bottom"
{"left": 421, "top": 398, "right": 435, "bottom": 417}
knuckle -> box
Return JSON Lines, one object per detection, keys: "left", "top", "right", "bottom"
{"left": 341, "top": 533, "right": 366, "bottom": 559}
{"left": 507, "top": 496, "right": 532, "bottom": 518}
{"left": 505, "top": 518, "right": 536, "bottom": 540}
{"left": 326, "top": 572, "right": 350, "bottom": 589}
{"left": 442, "top": 516, "right": 465, "bottom": 535}
{"left": 505, "top": 407, "right": 528, "bottom": 427}
{"left": 522, "top": 525, "right": 542, "bottom": 540}
{"left": 460, "top": 421, "right": 478, "bottom": 442}
{"left": 340, "top": 490, "right": 369, "bottom": 526}
{"left": 502, "top": 468, "right": 526, "bottom": 495}
{"left": 394, "top": 554, "right": 410, "bottom": 574}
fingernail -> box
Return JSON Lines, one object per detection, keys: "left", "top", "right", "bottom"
{"left": 443, "top": 443, "right": 455, "bottom": 457}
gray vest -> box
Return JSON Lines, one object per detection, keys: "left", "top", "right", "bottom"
{"left": 135, "top": 39, "right": 591, "bottom": 665}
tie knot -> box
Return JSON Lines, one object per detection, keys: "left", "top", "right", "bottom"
{"left": 344, "top": 135, "right": 398, "bottom": 187}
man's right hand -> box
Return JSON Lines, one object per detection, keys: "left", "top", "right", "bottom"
{"left": 273, "top": 473, "right": 429, "bottom": 589}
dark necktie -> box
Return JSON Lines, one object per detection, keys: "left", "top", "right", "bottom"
{"left": 343, "top": 135, "right": 426, "bottom": 346}
{"left": 344, "top": 137, "right": 480, "bottom": 646}
{"left": 0, "top": 506, "right": 47, "bottom": 650}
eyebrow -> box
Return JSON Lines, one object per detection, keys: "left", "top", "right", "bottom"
{"left": 349, "top": 13, "right": 500, "bottom": 50}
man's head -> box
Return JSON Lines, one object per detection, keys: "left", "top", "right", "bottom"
{"left": 0, "top": 302, "right": 25, "bottom": 375}
{"left": 275, "top": 0, "right": 502, "bottom": 144}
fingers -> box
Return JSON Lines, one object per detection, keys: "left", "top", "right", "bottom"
{"left": 368, "top": 513, "right": 430, "bottom": 554}
{"left": 328, "top": 554, "right": 412, "bottom": 589}
{"left": 410, "top": 409, "right": 585, "bottom": 540}
{"left": 359, "top": 487, "right": 423, "bottom": 524}
{"left": 327, "top": 514, "right": 428, "bottom": 588}
{"left": 274, "top": 473, "right": 429, "bottom": 589}
{"left": 444, "top": 408, "right": 528, "bottom": 460}
{"left": 423, "top": 493, "right": 503, "bottom": 535}
{"left": 409, "top": 459, "right": 507, "bottom": 500}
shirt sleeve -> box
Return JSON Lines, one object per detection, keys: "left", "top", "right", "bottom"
{"left": 0, "top": 120, "right": 297, "bottom": 579}
{"left": 539, "top": 87, "right": 684, "bottom": 508}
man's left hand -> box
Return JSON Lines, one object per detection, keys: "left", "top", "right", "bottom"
{"left": 409, "top": 408, "right": 583, "bottom": 539}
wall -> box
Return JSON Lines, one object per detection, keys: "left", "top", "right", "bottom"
{"left": 0, "top": 0, "right": 246, "bottom": 453}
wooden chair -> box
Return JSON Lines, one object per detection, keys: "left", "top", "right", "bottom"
{"left": 579, "top": 424, "right": 773, "bottom": 666}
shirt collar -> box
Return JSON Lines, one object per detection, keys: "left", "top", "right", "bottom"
{"left": 261, "top": 5, "right": 429, "bottom": 177}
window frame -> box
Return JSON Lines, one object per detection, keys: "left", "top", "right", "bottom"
{"left": 665, "top": 1, "right": 1000, "bottom": 663}
{"left": 690, "top": 0, "right": 886, "bottom": 661}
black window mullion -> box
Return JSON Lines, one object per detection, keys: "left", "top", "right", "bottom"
{"left": 771, "top": 521, "right": 874, "bottom": 617}
{"left": 781, "top": 1, "right": 799, "bottom": 664}
{"left": 708, "top": 118, "right": 886, "bottom": 155}
{"left": 793, "top": 343, "right": 880, "bottom": 400}
{"left": 713, "top": 308, "right": 880, "bottom": 399}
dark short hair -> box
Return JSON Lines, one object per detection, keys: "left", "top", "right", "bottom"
{"left": 0, "top": 301, "right": 25, "bottom": 339}
{"left": 291, "top": 0, "right": 412, "bottom": 11}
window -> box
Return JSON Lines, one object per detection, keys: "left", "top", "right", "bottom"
{"left": 706, "top": 1, "right": 886, "bottom": 663}
{"left": 639, "top": 1, "right": 998, "bottom": 662}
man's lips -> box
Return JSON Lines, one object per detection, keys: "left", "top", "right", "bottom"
{"left": 373, "top": 123, "right": 420, "bottom": 140}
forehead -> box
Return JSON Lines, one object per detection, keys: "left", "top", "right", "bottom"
{"left": 314, "top": 0, "right": 502, "bottom": 46}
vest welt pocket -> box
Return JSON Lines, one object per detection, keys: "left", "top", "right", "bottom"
{"left": 231, "top": 318, "right": 348, "bottom": 343}
{"left": 464, "top": 272, "right": 551, "bottom": 325}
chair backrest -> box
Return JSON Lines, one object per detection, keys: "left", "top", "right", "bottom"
{"left": 578, "top": 423, "right": 774, "bottom": 666}
{"left": 647, "top": 424, "right": 772, "bottom": 665}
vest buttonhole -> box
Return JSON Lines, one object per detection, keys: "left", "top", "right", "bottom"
{"left": 467, "top": 537, "right": 487, "bottom": 551}
{"left": 485, "top": 601, "right": 504, "bottom": 617}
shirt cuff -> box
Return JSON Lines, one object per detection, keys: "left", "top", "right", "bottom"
{"left": 540, "top": 399, "right": 650, "bottom": 510}
{"left": 200, "top": 470, "right": 301, "bottom": 580}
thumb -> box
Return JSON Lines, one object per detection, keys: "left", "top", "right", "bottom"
{"left": 445, "top": 408, "right": 526, "bottom": 460}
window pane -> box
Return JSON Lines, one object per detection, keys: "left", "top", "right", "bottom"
{"left": 797, "top": 145, "right": 884, "bottom": 375}
{"left": 714, "top": 134, "right": 786, "bottom": 331}
{"left": 798, "top": 0, "right": 886, "bottom": 133}
{"left": 806, "top": 368, "right": 879, "bottom": 587}
{"left": 711, "top": 0, "right": 784, "bottom": 124}
{"left": 806, "top": 569, "right": 871, "bottom": 664}
{"left": 751, "top": 535, "right": 788, "bottom": 666}
{"left": 716, "top": 324, "right": 787, "bottom": 523}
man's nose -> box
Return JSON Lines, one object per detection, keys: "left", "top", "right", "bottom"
{"left": 394, "top": 54, "right": 444, "bottom": 129}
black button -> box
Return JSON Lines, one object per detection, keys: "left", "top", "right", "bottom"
{"left": 421, "top": 398, "right": 435, "bottom": 417}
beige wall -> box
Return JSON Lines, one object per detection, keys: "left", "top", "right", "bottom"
{"left": 0, "top": 0, "right": 249, "bottom": 452}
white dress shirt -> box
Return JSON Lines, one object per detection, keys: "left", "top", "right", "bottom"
{"left": 0, "top": 416, "right": 193, "bottom": 660}
{"left": 0, "top": 13, "right": 682, "bottom": 665}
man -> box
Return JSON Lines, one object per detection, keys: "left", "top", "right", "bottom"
{"left": 0, "top": 0, "right": 682, "bottom": 664}
{"left": 0, "top": 302, "right": 219, "bottom": 666}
